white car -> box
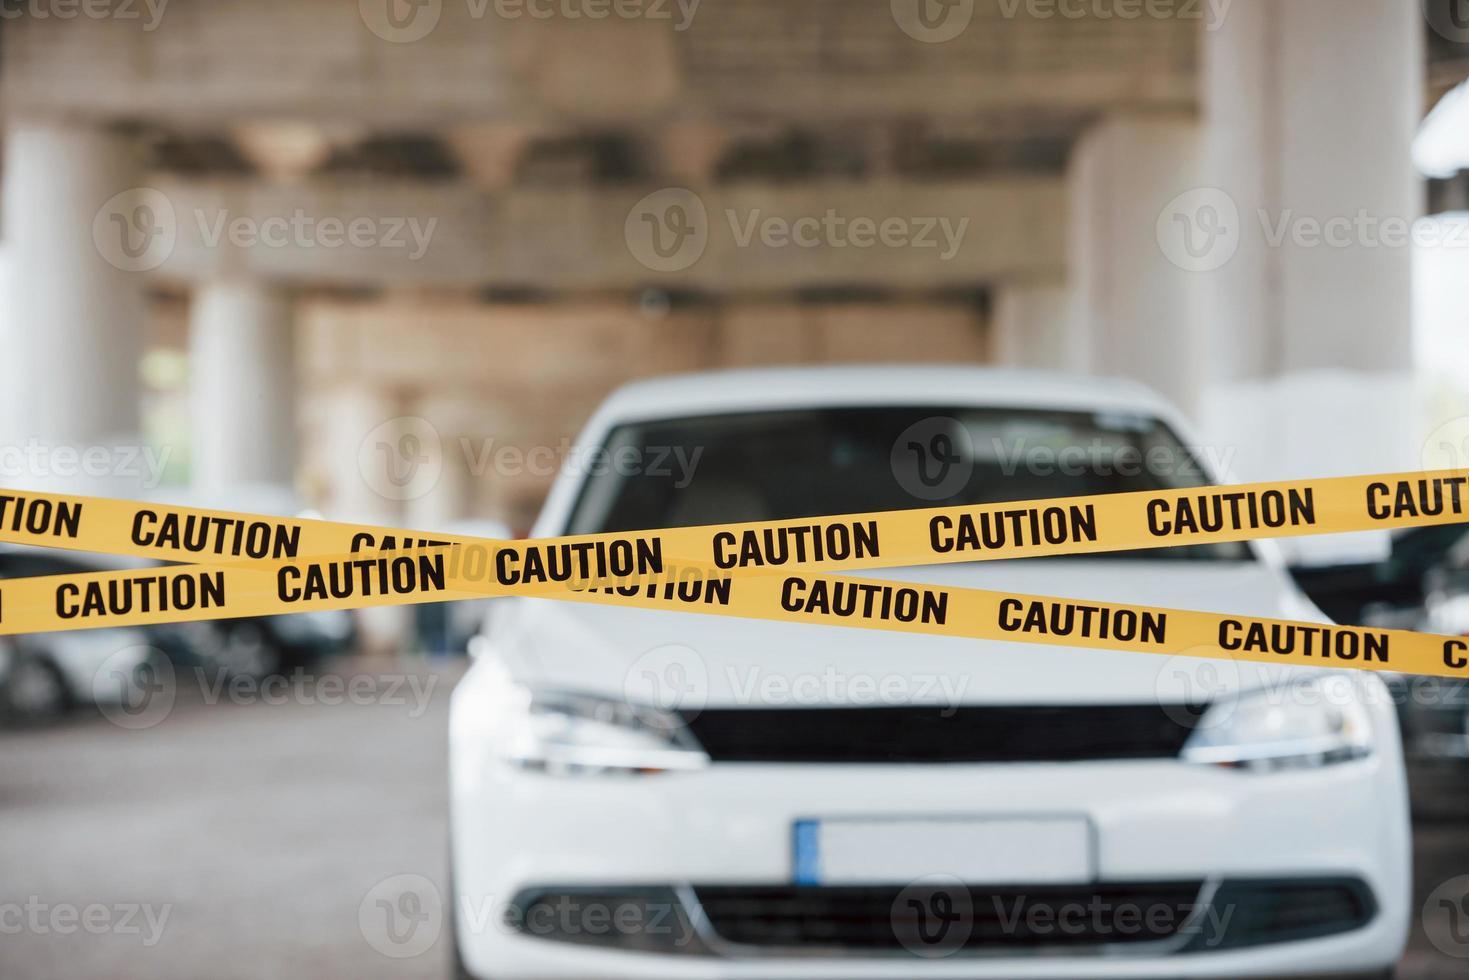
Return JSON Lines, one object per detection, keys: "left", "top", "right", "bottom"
{"left": 449, "top": 366, "right": 1409, "bottom": 979}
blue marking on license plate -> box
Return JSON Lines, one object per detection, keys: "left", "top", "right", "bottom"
{"left": 793, "top": 819, "right": 821, "bottom": 885}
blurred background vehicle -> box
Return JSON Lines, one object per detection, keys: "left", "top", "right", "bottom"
{"left": 1290, "top": 524, "right": 1469, "bottom": 627}
{"left": 0, "top": 547, "right": 161, "bottom": 723}
{"left": 0, "top": 546, "right": 357, "bottom": 727}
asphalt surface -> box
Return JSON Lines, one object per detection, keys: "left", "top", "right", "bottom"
{"left": 2, "top": 662, "right": 1468, "bottom": 979}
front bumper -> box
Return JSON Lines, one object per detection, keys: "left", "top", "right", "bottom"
{"left": 449, "top": 753, "right": 1411, "bottom": 978}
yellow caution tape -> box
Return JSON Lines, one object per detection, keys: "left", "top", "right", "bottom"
{"left": 0, "top": 472, "right": 1464, "bottom": 678}
{"left": 0, "top": 470, "right": 1466, "bottom": 578}
{"left": 0, "top": 546, "right": 1465, "bottom": 680}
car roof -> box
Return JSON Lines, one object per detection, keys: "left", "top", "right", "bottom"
{"left": 595, "top": 365, "right": 1177, "bottom": 423}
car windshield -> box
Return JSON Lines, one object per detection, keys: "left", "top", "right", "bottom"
{"left": 566, "top": 406, "right": 1251, "bottom": 561}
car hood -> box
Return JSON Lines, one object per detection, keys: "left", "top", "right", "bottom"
{"left": 488, "top": 558, "right": 1331, "bottom": 706}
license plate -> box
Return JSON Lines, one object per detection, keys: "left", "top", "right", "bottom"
{"left": 792, "top": 816, "right": 1094, "bottom": 885}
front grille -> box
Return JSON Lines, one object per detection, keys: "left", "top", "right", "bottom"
{"left": 696, "top": 882, "right": 1204, "bottom": 951}
{"left": 681, "top": 704, "right": 1202, "bottom": 763}
{"left": 507, "top": 878, "right": 1376, "bottom": 956}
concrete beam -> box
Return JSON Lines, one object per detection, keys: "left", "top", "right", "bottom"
{"left": 2, "top": 0, "right": 1196, "bottom": 127}
{"left": 145, "top": 176, "right": 1065, "bottom": 291}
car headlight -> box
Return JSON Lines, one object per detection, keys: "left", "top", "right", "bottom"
{"left": 502, "top": 689, "right": 709, "bottom": 776}
{"left": 1181, "top": 676, "right": 1374, "bottom": 771}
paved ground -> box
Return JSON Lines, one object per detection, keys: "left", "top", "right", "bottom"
{"left": 0, "top": 661, "right": 459, "bottom": 980}
{"left": 2, "top": 662, "right": 1468, "bottom": 979}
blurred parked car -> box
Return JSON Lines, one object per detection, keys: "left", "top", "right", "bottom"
{"left": 1383, "top": 533, "right": 1469, "bottom": 762}
{"left": 450, "top": 367, "right": 1408, "bottom": 979}
{"left": 0, "top": 621, "right": 162, "bottom": 725}
{"left": 1289, "top": 523, "right": 1468, "bottom": 626}
{"left": 0, "top": 547, "right": 162, "bottom": 724}
{"left": 0, "top": 547, "right": 354, "bottom": 690}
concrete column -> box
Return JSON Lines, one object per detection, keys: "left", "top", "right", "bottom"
{"left": 1, "top": 120, "right": 146, "bottom": 493}
{"left": 991, "top": 280, "right": 1078, "bottom": 372}
{"left": 1200, "top": 0, "right": 1421, "bottom": 500}
{"left": 402, "top": 393, "right": 476, "bottom": 534}
{"left": 189, "top": 280, "right": 297, "bottom": 498}
{"left": 1067, "top": 115, "right": 1205, "bottom": 415}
